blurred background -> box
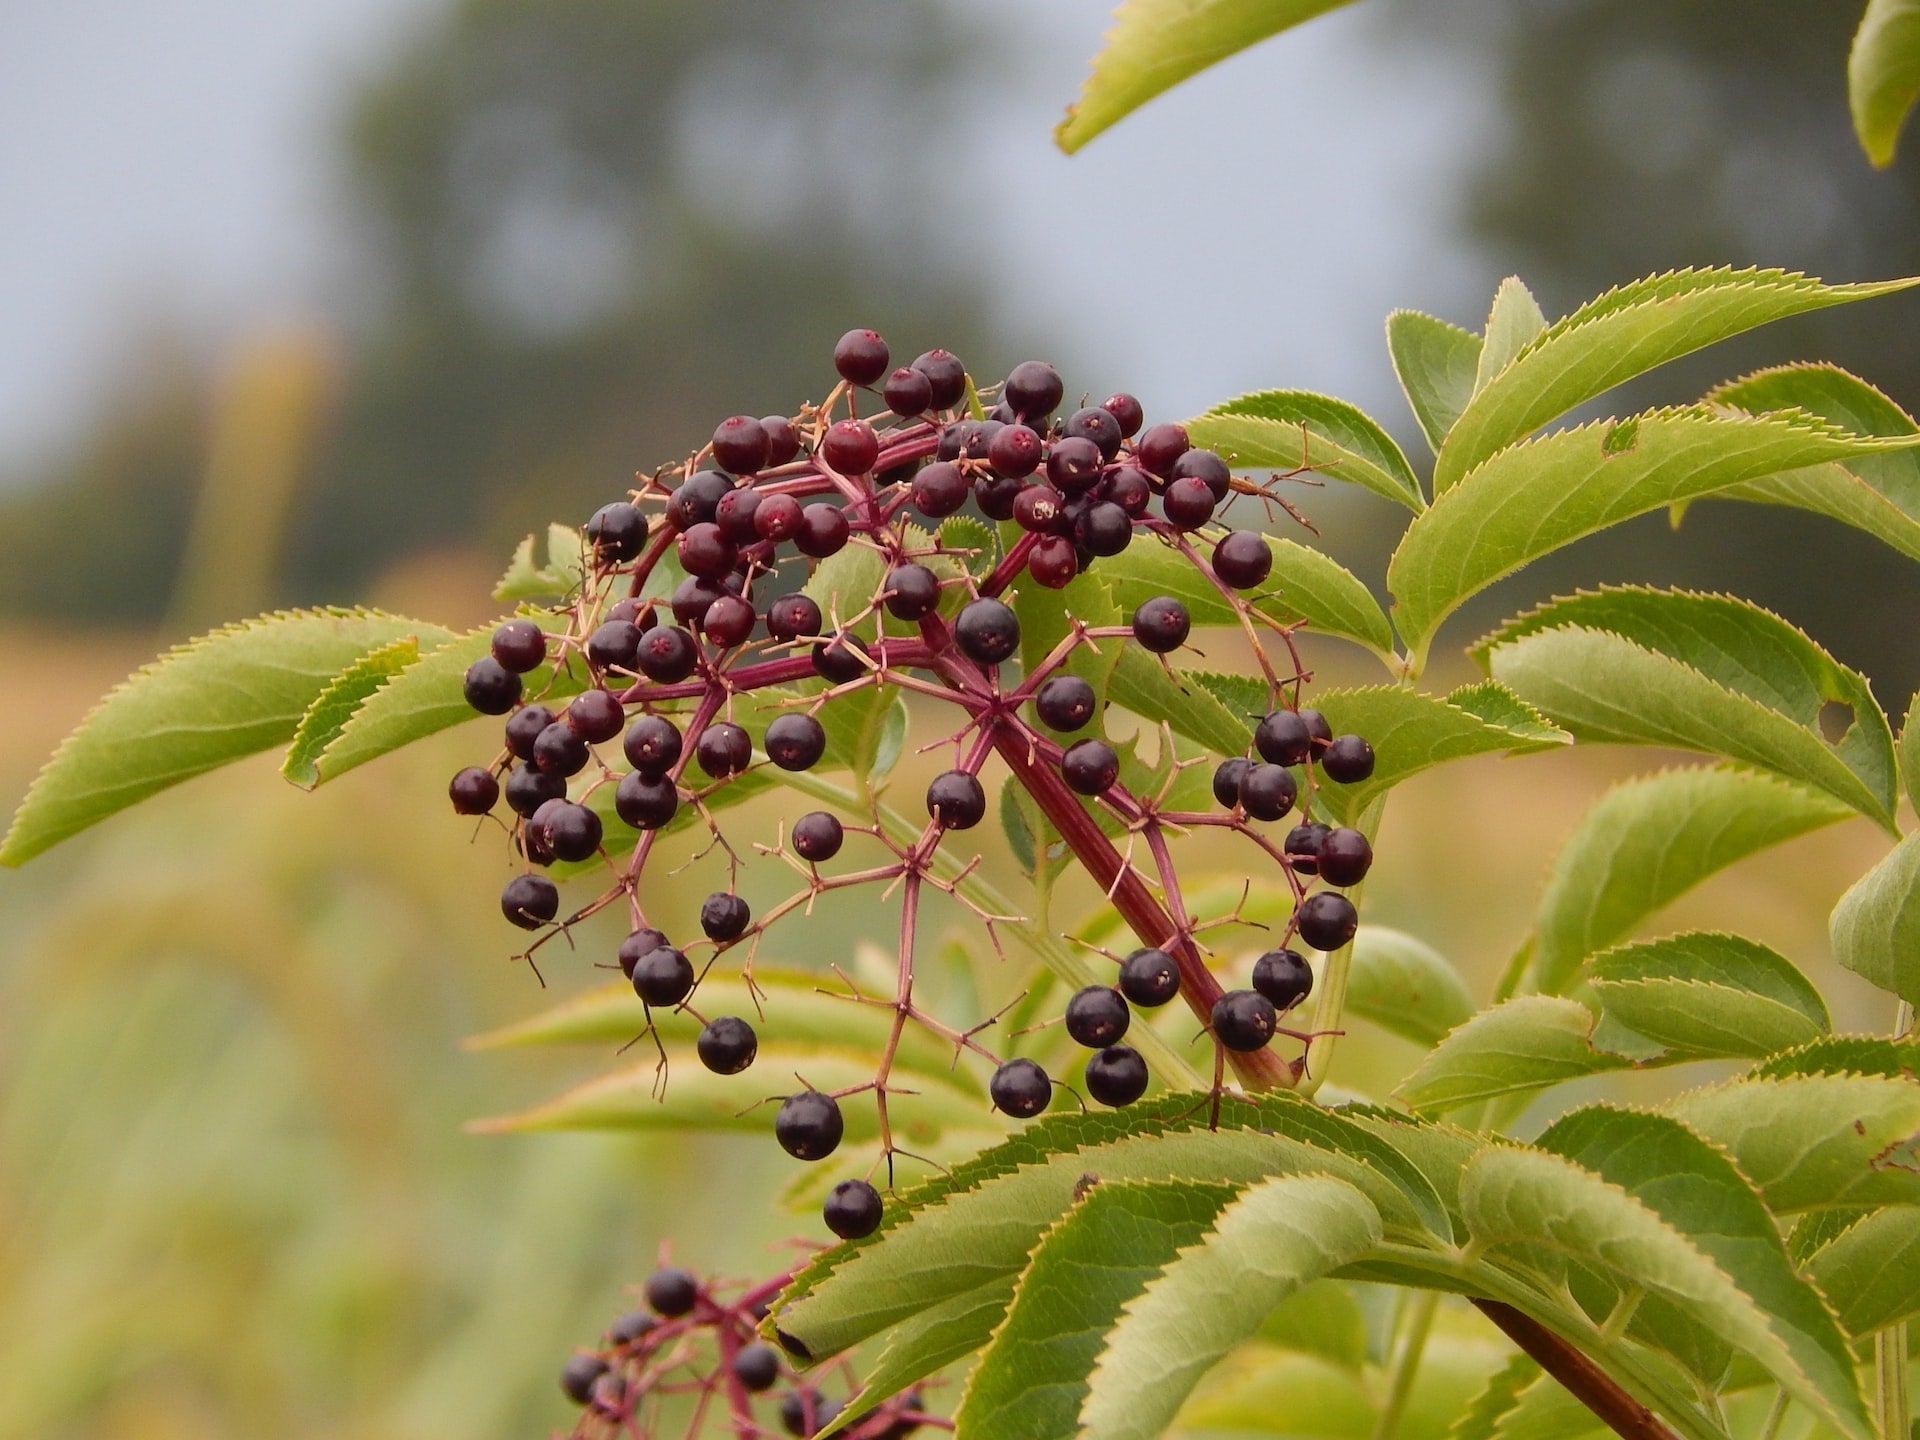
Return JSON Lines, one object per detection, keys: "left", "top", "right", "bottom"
{"left": 3, "top": 2, "right": 1918, "bottom": 1436}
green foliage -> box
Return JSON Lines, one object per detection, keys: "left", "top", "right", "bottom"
{"left": 1188, "top": 389, "right": 1425, "bottom": 512}
{"left": 1387, "top": 310, "right": 1483, "bottom": 457}
{"left": 1831, "top": 833, "right": 1920, "bottom": 1006}
{"left": 1852, "top": 0, "right": 1920, "bottom": 164}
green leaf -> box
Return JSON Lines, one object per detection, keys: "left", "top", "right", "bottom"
{"left": 1079, "top": 1176, "right": 1383, "bottom": 1440}
{"left": 1390, "top": 406, "right": 1920, "bottom": 658}
{"left": 1804, "top": 1204, "right": 1920, "bottom": 1335}
{"left": 823, "top": 1279, "right": 1020, "bottom": 1438}
{"left": 1431, "top": 269, "right": 1920, "bottom": 494}
{"left": 1255, "top": 1280, "right": 1370, "bottom": 1371}
{"left": 1189, "top": 389, "right": 1424, "bottom": 512}
{"left": 1751, "top": 1035, "right": 1920, "bottom": 1079}
{"left": 1587, "top": 933, "right": 1829, "bottom": 1059}
{"left": 1664, "top": 1071, "right": 1920, "bottom": 1212}
{"left": 1473, "top": 277, "right": 1549, "bottom": 394}
{"left": 1, "top": 609, "right": 437, "bottom": 865}
{"left": 953, "top": 1179, "right": 1239, "bottom": 1440}
{"left": 1395, "top": 997, "right": 1633, "bottom": 1115}
{"left": 1345, "top": 927, "right": 1477, "bottom": 1046}
{"left": 281, "top": 632, "right": 448, "bottom": 787}
{"left": 1387, "top": 309, "right": 1483, "bottom": 456}
{"left": 939, "top": 514, "right": 999, "bottom": 579}
{"left": 1534, "top": 1105, "right": 1870, "bottom": 1439}
{"left": 1107, "top": 650, "right": 1254, "bottom": 759}
{"left": 1531, "top": 765, "right": 1850, "bottom": 995}
{"left": 1018, "top": 569, "right": 1122, "bottom": 708}
{"left": 1851, "top": 0, "right": 1920, "bottom": 165}
{"left": 1055, "top": 0, "right": 1359, "bottom": 153}
{"left": 1170, "top": 1345, "right": 1377, "bottom": 1438}
{"left": 1830, "top": 832, "right": 1920, "bottom": 1006}
{"left": 1448, "top": 1355, "right": 1544, "bottom": 1440}
{"left": 493, "top": 522, "right": 585, "bottom": 601}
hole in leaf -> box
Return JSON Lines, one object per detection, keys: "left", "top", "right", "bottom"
{"left": 1601, "top": 417, "right": 1640, "bottom": 456}
{"left": 1818, "top": 699, "right": 1854, "bottom": 744}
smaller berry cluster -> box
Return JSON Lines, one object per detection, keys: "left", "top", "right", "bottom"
{"left": 558, "top": 1262, "right": 925, "bottom": 1439}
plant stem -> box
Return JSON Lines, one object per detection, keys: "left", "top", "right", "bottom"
{"left": 1299, "top": 792, "right": 1386, "bottom": 1094}
{"left": 1877, "top": 996, "right": 1914, "bottom": 1440}
{"left": 1372, "top": 1290, "right": 1438, "bottom": 1440}
{"left": 1758, "top": 1390, "right": 1791, "bottom": 1440}
{"left": 1472, "top": 1300, "right": 1684, "bottom": 1440}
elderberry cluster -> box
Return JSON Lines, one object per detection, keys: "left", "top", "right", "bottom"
{"left": 446, "top": 326, "right": 1380, "bottom": 1246}
{"left": 557, "top": 1262, "right": 925, "bottom": 1439}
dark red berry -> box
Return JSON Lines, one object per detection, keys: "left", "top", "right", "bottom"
{"left": 795, "top": 504, "right": 851, "bottom": 558}
{"left": 587, "top": 620, "right": 642, "bottom": 673}
{"left": 793, "top": 810, "right": 844, "bottom": 862}
{"left": 911, "top": 349, "right": 967, "bottom": 409}
{"left": 1085, "top": 1045, "right": 1149, "bottom": 1106}
{"left": 1028, "top": 534, "right": 1078, "bottom": 588}
{"left": 1013, "top": 484, "right": 1066, "bottom": 534}
{"left": 974, "top": 472, "right": 1021, "bottom": 521}
{"left": 701, "top": 891, "right": 751, "bottom": 942}
{"left": 703, "top": 594, "right": 757, "bottom": 648}
{"left": 714, "top": 486, "right": 763, "bottom": 543}
{"left": 823, "top": 1178, "right": 884, "bottom": 1239}
{"left": 502, "top": 874, "right": 559, "bottom": 929}
{"left": 632, "top": 944, "right": 694, "bottom": 1006}
{"left": 990, "top": 1057, "right": 1052, "bottom": 1118}
{"left": 775, "top": 1091, "right": 844, "bottom": 1160}
{"left": 645, "top": 1266, "right": 699, "bottom": 1316}
{"left": 762, "top": 415, "right": 802, "bottom": 466}
{"left": 562, "top": 1355, "right": 609, "bottom": 1406}
{"left": 988, "top": 424, "right": 1044, "bottom": 478}
{"left": 1297, "top": 891, "right": 1359, "bottom": 952}
{"left": 1255, "top": 710, "right": 1312, "bottom": 766}
{"left": 911, "top": 461, "right": 969, "bottom": 518}
{"left": 1321, "top": 734, "right": 1376, "bottom": 783}
{"left": 1252, "top": 948, "right": 1314, "bottom": 1011}
{"left": 1064, "top": 406, "right": 1123, "bottom": 461}
{"left": 1105, "top": 466, "right": 1152, "bottom": 517}
{"left": 1062, "top": 738, "right": 1119, "bottom": 795}
{"left": 712, "top": 414, "right": 772, "bottom": 475}
{"left": 566, "top": 689, "right": 625, "bottom": 743}
{"left": 637, "top": 626, "right": 699, "bottom": 683}
{"left": 450, "top": 766, "right": 499, "bottom": 815}
{"left": 833, "top": 328, "right": 890, "bottom": 386}
{"left": 733, "top": 1342, "right": 781, "bottom": 1392}
{"left": 1317, "top": 827, "right": 1373, "bottom": 887}
{"left": 1075, "top": 500, "right": 1132, "bottom": 557}
{"left": 781, "top": 1392, "right": 843, "bottom": 1438}
{"left": 936, "top": 419, "right": 978, "bottom": 462}
{"left": 1299, "top": 708, "right": 1334, "bottom": 748}
{"left": 673, "top": 577, "right": 728, "bottom": 630}
{"left": 698, "top": 1015, "right": 758, "bottom": 1075}
{"left": 1161, "top": 476, "right": 1216, "bottom": 530}
{"left": 1213, "top": 531, "right": 1273, "bottom": 590}
{"left": 812, "top": 632, "right": 870, "bottom": 684}
{"left": 696, "top": 722, "right": 753, "bottom": 778}
{"left": 463, "top": 657, "right": 521, "bottom": 715}
{"left": 1046, "top": 436, "right": 1104, "bottom": 494}
{"left": 491, "top": 619, "right": 547, "bottom": 673}
{"left": 755, "top": 492, "right": 804, "bottom": 542}
{"left": 1285, "top": 821, "right": 1330, "bottom": 874}
{"left": 822, "top": 419, "right": 880, "bottom": 476}
{"left": 1212, "top": 757, "right": 1249, "bottom": 809}
{"left": 1065, "top": 985, "right": 1131, "bottom": 1048}
{"left": 1211, "top": 989, "right": 1277, "bottom": 1051}
{"left": 766, "top": 593, "right": 824, "bottom": 642}
{"left": 765, "top": 713, "right": 827, "bottom": 771}
{"left": 882, "top": 366, "right": 933, "bottom": 416}
{"left": 1238, "top": 763, "right": 1297, "bottom": 822}
{"left": 614, "top": 771, "right": 679, "bottom": 829}
{"left": 1171, "top": 448, "right": 1232, "bottom": 502}
{"left": 670, "top": 471, "right": 734, "bottom": 529}
{"left": 1131, "top": 596, "right": 1191, "bottom": 653}
{"left": 954, "top": 598, "right": 1020, "bottom": 665}
{"left": 1034, "top": 674, "right": 1097, "bottom": 731}
{"left": 533, "top": 720, "right": 590, "bottom": 777}
{"left": 963, "top": 420, "right": 1003, "bottom": 458}
{"left": 1101, "top": 393, "right": 1144, "bottom": 437}
{"left": 546, "top": 802, "right": 603, "bottom": 862}
{"left": 677, "top": 521, "right": 737, "bottom": 579}
{"left": 1134, "top": 422, "right": 1190, "bottom": 478}
{"left": 618, "top": 927, "right": 670, "bottom": 979}
{"left": 587, "top": 502, "right": 646, "bottom": 562}
{"left": 1003, "top": 361, "right": 1064, "bottom": 420}
{"left": 605, "top": 597, "right": 649, "bottom": 626}
{"left": 622, "top": 714, "right": 681, "bottom": 774}
{"left": 524, "top": 797, "right": 565, "bottom": 865}
{"left": 1118, "top": 947, "right": 1180, "bottom": 1006}
{"left": 926, "top": 770, "right": 986, "bottom": 829}
{"left": 883, "top": 563, "right": 941, "bottom": 620}
{"left": 504, "top": 761, "right": 564, "bottom": 816}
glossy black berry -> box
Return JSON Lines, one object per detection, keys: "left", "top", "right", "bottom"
{"left": 733, "top": 1342, "right": 782, "bottom": 1392}
{"left": 1284, "top": 821, "right": 1329, "bottom": 875}
{"left": 926, "top": 770, "right": 986, "bottom": 829}
{"left": 974, "top": 471, "right": 1021, "bottom": 521}
{"left": 1085, "top": 1045, "right": 1150, "bottom": 1106}
{"left": 524, "top": 797, "right": 565, "bottom": 865}
{"left": 1002, "top": 360, "right": 1064, "bottom": 420}
{"left": 1161, "top": 475, "right": 1216, "bottom": 530}
{"left": 670, "top": 471, "right": 734, "bottom": 529}
{"left": 1046, "top": 435, "right": 1104, "bottom": 494}
{"left": 1064, "top": 406, "right": 1123, "bottom": 461}
{"left": 587, "top": 620, "right": 642, "bottom": 674}
{"left": 701, "top": 891, "right": 751, "bottom": 942}
{"left": 990, "top": 1057, "right": 1052, "bottom": 1118}
{"left": 1213, "top": 531, "right": 1273, "bottom": 590}
{"left": 546, "top": 802, "right": 603, "bottom": 862}
{"left": 765, "top": 713, "right": 827, "bottom": 771}
{"left": 491, "top": 619, "right": 547, "bottom": 674}
{"left": 463, "top": 657, "right": 521, "bottom": 715}
{"left": 645, "top": 1265, "right": 699, "bottom": 1316}
{"left": 1317, "top": 827, "right": 1373, "bottom": 887}
{"left": 503, "top": 703, "right": 553, "bottom": 760}
{"left": 1065, "top": 985, "right": 1131, "bottom": 1048}
{"left": 1298, "top": 707, "right": 1333, "bottom": 748}
{"left": 1172, "top": 447, "right": 1232, "bottom": 502}
{"left": 617, "top": 927, "right": 671, "bottom": 979}
{"left": 712, "top": 414, "right": 771, "bottom": 475}
{"left": 1034, "top": 674, "right": 1097, "bottom": 732}
{"left": 1131, "top": 596, "right": 1191, "bottom": 653}
{"left": 677, "top": 521, "right": 737, "bottom": 580}
{"left": 1252, "top": 947, "right": 1314, "bottom": 1011}
{"left": 795, "top": 504, "right": 851, "bottom": 558}
{"left": 937, "top": 418, "right": 979, "bottom": 462}
{"left": 504, "top": 762, "right": 564, "bottom": 816}
{"left": 823, "top": 1178, "right": 884, "bottom": 1239}
{"left": 1321, "top": 734, "right": 1376, "bottom": 783}
{"left": 834, "top": 328, "right": 890, "bottom": 386}
{"left": 793, "top": 810, "right": 844, "bottom": 862}
{"left": 696, "top": 721, "right": 753, "bottom": 778}
{"left": 614, "top": 771, "right": 679, "bottom": 829}
{"left": 954, "top": 598, "right": 1020, "bottom": 665}
{"left": 882, "top": 366, "right": 933, "bottom": 416}
{"left": 1075, "top": 500, "right": 1133, "bottom": 557}
{"left": 883, "top": 563, "right": 942, "bottom": 621}
{"left": 502, "top": 874, "right": 559, "bottom": 929}
{"left": 703, "top": 596, "right": 757, "bottom": 647}
{"left": 1212, "top": 757, "right": 1250, "bottom": 809}
{"left": 563, "top": 689, "right": 622, "bottom": 744}
{"left": 620, "top": 716, "right": 680, "bottom": 776}
{"left": 1105, "top": 466, "right": 1152, "bottom": 517}
{"left": 911, "top": 349, "right": 967, "bottom": 409}
{"left": 672, "top": 577, "right": 723, "bottom": 630}
{"left": 533, "top": 721, "right": 590, "bottom": 778}
{"left": 1118, "top": 947, "right": 1181, "bottom": 1006}
{"left": 766, "top": 593, "right": 824, "bottom": 642}
{"left": 1212, "top": 988, "right": 1277, "bottom": 1051}
{"left": 450, "top": 766, "right": 499, "bottom": 815}
{"left": 775, "top": 1090, "right": 844, "bottom": 1161}
{"left": 911, "top": 461, "right": 969, "bottom": 518}
{"left": 1135, "top": 421, "right": 1189, "bottom": 477}
{"left": 987, "top": 423, "right": 1043, "bottom": 478}
{"left": 631, "top": 945, "right": 695, "bottom": 1006}
{"left": 781, "top": 1392, "right": 843, "bottom": 1438}
{"left": 561, "top": 1354, "right": 609, "bottom": 1406}
{"left": 1238, "top": 763, "right": 1298, "bottom": 823}
{"left": 637, "top": 626, "right": 698, "bottom": 683}
{"left": 1062, "top": 738, "right": 1120, "bottom": 796}
{"left": 697, "top": 1016, "right": 758, "bottom": 1075}
{"left": 822, "top": 419, "right": 880, "bottom": 476}
{"left": 587, "top": 501, "right": 646, "bottom": 562}
{"left": 1255, "top": 710, "right": 1313, "bottom": 766}
{"left": 1297, "top": 891, "right": 1360, "bottom": 952}
{"left": 813, "top": 632, "right": 871, "bottom": 684}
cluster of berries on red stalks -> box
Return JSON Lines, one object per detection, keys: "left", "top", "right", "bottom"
{"left": 449, "top": 327, "right": 1379, "bottom": 1248}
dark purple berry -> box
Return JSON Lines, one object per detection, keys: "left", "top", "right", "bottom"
{"left": 504, "top": 762, "right": 564, "bottom": 816}
{"left": 1297, "top": 891, "right": 1360, "bottom": 952}
{"left": 546, "top": 802, "right": 603, "bottom": 862}
{"left": 733, "top": 1342, "right": 781, "bottom": 1392}
{"left": 714, "top": 485, "right": 763, "bottom": 542}
{"left": 962, "top": 419, "right": 1003, "bottom": 459}
{"left": 974, "top": 471, "right": 1021, "bottom": 521}
{"left": 637, "top": 626, "right": 698, "bottom": 683}
{"left": 566, "top": 689, "right": 625, "bottom": 743}
{"left": 1171, "top": 448, "right": 1232, "bottom": 502}
{"left": 936, "top": 419, "right": 979, "bottom": 462}
{"left": 608, "top": 1309, "right": 656, "bottom": 1346}
{"left": 1255, "top": 710, "right": 1313, "bottom": 766}
{"left": 1317, "top": 827, "right": 1373, "bottom": 887}
{"left": 524, "top": 797, "right": 565, "bottom": 865}
{"left": 502, "top": 874, "right": 559, "bottom": 929}
{"left": 823, "top": 1178, "right": 884, "bottom": 1240}
{"left": 911, "top": 461, "right": 969, "bottom": 518}
{"left": 1285, "top": 821, "right": 1329, "bottom": 874}
{"left": 793, "top": 810, "right": 845, "bottom": 862}
{"left": 775, "top": 1090, "right": 844, "bottom": 1160}
{"left": 755, "top": 492, "right": 803, "bottom": 542}
{"left": 954, "top": 598, "right": 1020, "bottom": 665}
{"left": 463, "top": 657, "right": 521, "bottom": 715}
{"left": 1062, "top": 738, "right": 1119, "bottom": 795}
{"left": 674, "top": 577, "right": 730, "bottom": 631}
{"left": 1299, "top": 708, "right": 1333, "bottom": 748}
{"left": 813, "top": 632, "right": 870, "bottom": 684}
{"left": 1135, "top": 422, "right": 1190, "bottom": 478}
{"left": 587, "top": 620, "right": 642, "bottom": 673}
{"left": 1003, "top": 361, "right": 1064, "bottom": 420}
{"left": 988, "top": 424, "right": 1044, "bottom": 478}
{"left": 632, "top": 945, "right": 695, "bottom": 1006}
{"left": 506, "top": 703, "right": 555, "bottom": 759}
{"left": 703, "top": 594, "right": 757, "bottom": 648}
{"left": 762, "top": 415, "right": 802, "bottom": 466}
{"left": 491, "top": 619, "right": 547, "bottom": 673}
{"left": 1065, "top": 985, "right": 1131, "bottom": 1048}
{"left": 911, "top": 349, "right": 967, "bottom": 409}
{"left": 1131, "top": 596, "right": 1191, "bottom": 653}
{"left": 670, "top": 471, "right": 734, "bottom": 529}
{"left": 701, "top": 891, "right": 751, "bottom": 942}
{"left": 622, "top": 715, "right": 681, "bottom": 775}
{"left": 822, "top": 419, "right": 880, "bottom": 476}
{"left": 1074, "top": 500, "right": 1132, "bottom": 557}
{"left": 618, "top": 927, "right": 670, "bottom": 979}
{"left": 1046, "top": 436, "right": 1104, "bottom": 494}
{"left": 1212, "top": 757, "right": 1249, "bottom": 809}
{"left": 562, "top": 1354, "right": 609, "bottom": 1406}
{"left": 1028, "top": 534, "right": 1078, "bottom": 589}
{"left": 926, "top": 770, "right": 986, "bottom": 829}
{"left": 698, "top": 1016, "right": 758, "bottom": 1075}
{"left": 696, "top": 722, "right": 753, "bottom": 778}
{"left": 587, "top": 502, "right": 646, "bottom": 562}
{"left": 766, "top": 593, "right": 824, "bottom": 642}
{"left": 1064, "top": 406, "right": 1123, "bottom": 461}
{"left": 678, "top": 522, "right": 737, "bottom": 580}
{"left": 645, "top": 1266, "right": 699, "bottom": 1316}
{"left": 1211, "top": 989, "right": 1277, "bottom": 1051}
{"left": 766, "top": 713, "right": 827, "bottom": 771}
{"left": 1321, "top": 734, "right": 1376, "bottom": 783}
{"left": 450, "top": 766, "right": 499, "bottom": 815}
{"left": 1118, "top": 947, "right": 1181, "bottom": 1006}
{"left": 533, "top": 720, "right": 590, "bottom": 778}
{"left": 1034, "top": 674, "right": 1097, "bottom": 731}
{"left": 1213, "top": 531, "right": 1273, "bottom": 590}
{"left": 1161, "top": 476, "right": 1216, "bottom": 529}
{"left": 712, "top": 414, "right": 772, "bottom": 475}
{"left": 1105, "top": 466, "right": 1152, "bottom": 517}
{"left": 781, "top": 1391, "right": 843, "bottom": 1438}
{"left": 882, "top": 366, "right": 933, "bottom": 416}
{"left": 614, "top": 771, "right": 679, "bottom": 829}
{"left": 883, "top": 563, "right": 942, "bottom": 621}
{"left": 1252, "top": 947, "right": 1314, "bottom": 1011}
{"left": 1085, "top": 1045, "right": 1149, "bottom": 1106}
{"left": 605, "top": 597, "right": 648, "bottom": 626}
{"left": 1102, "top": 393, "right": 1144, "bottom": 437}
{"left": 834, "top": 328, "right": 890, "bottom": 386}
{"left": 795, "top": 504, "right": 851, "bottom": 558}
{"left": 1238, "top": 763, "right": 1297, "bottom": 822}
{"left": 990, "top": 1057, "right": 1052, "bottom": 1118}
{"left": 1013, "top": 483, "right": 1066, "bottom": 534}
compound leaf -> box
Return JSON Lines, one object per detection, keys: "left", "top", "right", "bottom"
{"left": 1587, "top": 933, "right": 1829, "bottom": 1059}
{"left": 1396, "top": 996, "right": 1633, "bottom": 1115}
{"left": 1188, "top": 388, "right": 1424, "bottom": 512}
